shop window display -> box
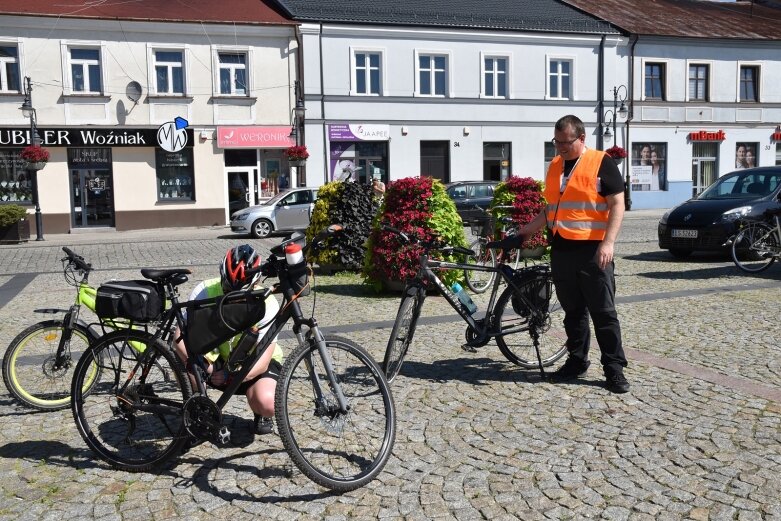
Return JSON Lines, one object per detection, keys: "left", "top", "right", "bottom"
{"left": 155, "top": 148, "right": 194, "bottom": 201}
{"left": 0, "top": 149, "right": 32, "bottom": 203}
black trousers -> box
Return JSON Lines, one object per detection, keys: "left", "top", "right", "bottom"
{"left": 550, "top": 241, "right": 627, "bottom": 376}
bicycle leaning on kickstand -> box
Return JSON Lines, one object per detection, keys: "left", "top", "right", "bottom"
{"left": 728, "top": 209, "right": 781, "bottom": 273}
{"left": 380, "top": 225, "right": 567, "bottom": 384}
{"left": 70, "top": 225, "right": 396, "bottom": 492}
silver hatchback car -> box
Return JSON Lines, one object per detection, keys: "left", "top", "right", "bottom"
{"left": 230, "top": 187, "right": 319, "bottom": 238}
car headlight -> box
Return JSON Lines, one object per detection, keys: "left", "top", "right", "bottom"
{"left": 721, "top": 206, "right": 752, "bottom": 222}
{"left": 233, "top": 212, "right": 249, "bottom": 221}
{"left": 660, "top": 209, "right": 672, "bottom": 225}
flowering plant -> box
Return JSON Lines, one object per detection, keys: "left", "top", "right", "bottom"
{"left": 20, "top": 145, "right": 50, "bottom": 163}
{"left": 490, "top": 176, "right": 548, "bottom": 250}
{"left": 285, "top": 145, "right": 309, "bottom": 162}
{"left": 605, "top": 145, "right": 627, "bottom": 159}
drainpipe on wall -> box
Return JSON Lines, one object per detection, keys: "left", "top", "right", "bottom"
{"left": 597, "top": 35, "right": 606, "bottom": 151}
{"left": 624, "top": 34, "right": 639, "bottom": 211}
{"left": 319, "top": 23, "right": 328, "bottom": 185}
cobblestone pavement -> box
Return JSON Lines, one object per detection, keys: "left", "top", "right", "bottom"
{"left": 1, "top": 210, "right": 781, "bottom": 520}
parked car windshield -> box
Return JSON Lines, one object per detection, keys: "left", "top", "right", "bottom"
{"left": 697, "top": 171, "right": 781, "bottom": 200}
{"left": 263, "top": 190, "right": 293, "bottom": 206}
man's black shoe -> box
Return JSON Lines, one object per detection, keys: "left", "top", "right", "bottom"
{"left": 605, "top": 372, "right": 630, "bottom": 394}
{"left": 254, "top": 415, "right": 274, "bottom": 435}
{"left": 549, "top": 358, "right": 590, "bottom": 382}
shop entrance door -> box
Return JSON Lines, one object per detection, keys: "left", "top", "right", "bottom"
{"left": 226, "top": 168, "right": 256, "bottom": 221}
{"left": 356, "top": 157, "right": 386, "bottom": 185}
{"left": 691, "top": 142, "right": 718, "bottom": 197}
{"left": 70, "top": 169, "right": 114, "bottom": 228}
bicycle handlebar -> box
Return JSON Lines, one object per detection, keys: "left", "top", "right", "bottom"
{"left": 61, "top": 246, "right": 92, "bottom": 272}
{"left": 380, "top": 224, "right": 474, "bottom": 257}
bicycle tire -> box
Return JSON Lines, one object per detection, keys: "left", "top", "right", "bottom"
{"left": 731, "top": 221, "right": 778, "bottom": 273}
{"left": 495, "top": 277, "right": 568, "bottom": 368}
{"left": 2, "top": 319, "right": 97, "bottom": 410}
{"left": 382, "top": 288, "right": 424, "bottom": 383}
{"left": 71, "top": 330, "right": 191, "bottom": 472}
{"left": 464, "top": 239, "right": 496, "bottom": 293}
{"left": 276, "top": 335, "right": 396, "bottom": 492}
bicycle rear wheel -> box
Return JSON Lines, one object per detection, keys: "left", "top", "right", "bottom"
{"left": 276, "top": 335, "right": 396, "bottom": 492}
{"left": 495, "top": 277, "right": 568, "bottom": 368}
{"left": 731, "top": 222, "right": 778, "bottom": 273}
{"left": 2, "top": 320, "right": 96, "bottom": 410}
{"left": 71, "top": 330, "right": 191, "bottom": 472}
{"left": 464, "top": 239, "right": 496, "bottom": 293}
{"left": 382, "top": 288, "right": 424, "bottom": 383}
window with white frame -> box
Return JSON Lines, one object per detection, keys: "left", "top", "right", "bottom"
{"left": 218, "top": 51, "right": 247, "bottom": 96}
{"left": 418, "top": 53, "right": 448, "bottom": 96}
{"left": 547, "top": 58, "right": 572, "bottom": 100}
{"left": 0, "top": 45, "right": 20, "bottom": 92}
{"left": 69, "top": 48, "right": 102, "bottom": 93}
{"left": 644, "top": 62, "right": 665, "bottom": 100}
{"left": 482, "top": 56, "right": 508, "bottom": 98}
{"left": 739, "top": 64, "right": 759, "bottom": 102}
{"left": 153, "top": 50, "right": 184, "bottom": 95}
{"left": 688, "top": 63, "right": 709, "bottom": 101}
{"left": 353, "top": 51, "right": 381, "bottom": 95}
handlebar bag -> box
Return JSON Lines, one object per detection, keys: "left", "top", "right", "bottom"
{"left": 184, "top": 291, "right": 266, "bottom": 355}
{"left": 95, "top": 280, "right": 165, "bottom": 322}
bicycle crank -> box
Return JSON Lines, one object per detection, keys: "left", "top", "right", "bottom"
{"left": 183, "top": 395, "right": 230, "bottom": 445}
{"left": 463, "top": 320, "right": 490, "bottom": 350}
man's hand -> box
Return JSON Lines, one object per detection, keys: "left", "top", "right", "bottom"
{"left": 596, "top": 240, "right": 615, "bottom": 269}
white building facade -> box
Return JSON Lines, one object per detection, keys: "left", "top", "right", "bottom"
{"left": 0, "top": 11, "right": 299, "bottom": 233}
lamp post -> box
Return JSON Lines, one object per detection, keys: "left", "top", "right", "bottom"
{"left": 291, "top": 80, "right": 306, "bottom": 187}
{"left": 20, "top": 76, "right": 44, "bottom": 241}
{"left": 603, "top": 84, "right": 630, "bottom": 210}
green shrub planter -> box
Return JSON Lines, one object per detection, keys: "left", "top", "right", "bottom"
{"left": 306, "top": 181, "right": 379, "bottom": 271}
{"left": 364, "top": 176, "right": 467, "bottom": 291}
{"left": 0, "top": 204, "right": 30, "bottom": 244}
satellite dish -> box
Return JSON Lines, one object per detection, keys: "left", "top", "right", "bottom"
{"left": 126, "top": 81, "right": 142, "bottom": 103}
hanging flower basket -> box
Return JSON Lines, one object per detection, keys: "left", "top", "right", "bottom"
{"left": 285, "top": 145, "right": 309, "bottom": 165}
{"left": 605, "top": 145, "right": 627, "bottom": 165}
{"left": 20, "top": 145, "right": 50, "bottom": 171}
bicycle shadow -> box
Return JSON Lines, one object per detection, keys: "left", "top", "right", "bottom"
{"left": 395, "top": 355, "right": 553, "bottom": 385}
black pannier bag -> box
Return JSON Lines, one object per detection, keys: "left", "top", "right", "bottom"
{"left": 95, "top": 280, "right": 165, "bottom": 322}
{"left": 184, "top": 291, "right": 266, "bottom": 355}
{"left": 511, "top": 265, "right": 552, "bottom": 317}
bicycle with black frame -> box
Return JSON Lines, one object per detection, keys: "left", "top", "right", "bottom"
{"left": 381, "top": 224, "right": 567, "bottom": 383}
{"left": 70, "top": 225, "right": 396, "bottom": 492}
{"left": 729, "top": 208, "right": 781, "bottom": 273}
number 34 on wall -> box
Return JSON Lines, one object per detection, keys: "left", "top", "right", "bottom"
{"left": 453, "top": 142, "right": 460, "bottom": 147}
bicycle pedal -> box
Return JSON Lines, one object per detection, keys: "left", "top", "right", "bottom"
{"left": 214, "top": 426, "right": 231, "bottom": 445}
{"left": 461, "top": 344, "right": 478, "bottom": 353}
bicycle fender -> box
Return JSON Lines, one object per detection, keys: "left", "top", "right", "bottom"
{"left": 34, "top": 308, "right": 69, "bottom": 315}
{"left": 73, "top": 318, "right": 103, "bottom": 343}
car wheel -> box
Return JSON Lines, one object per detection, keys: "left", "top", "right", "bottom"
{"left": 669, "top": 249, "right": 692, "bottom": 259}
{"left": 251, "top": 219, "right": 273, "bottom": 239}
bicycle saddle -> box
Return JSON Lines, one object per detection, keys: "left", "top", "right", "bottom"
{"left": 141, "top": 268, "right": 192, "bottom": 285}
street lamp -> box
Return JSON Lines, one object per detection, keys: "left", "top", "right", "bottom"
{"left": 603, "top": 84, "right": 630, "bottom": 210}
{"left": 19, "top": 76, "right": 44, "bottom": 241}
{"left": 290, "top": 80, "right": 306, "bottom": 187}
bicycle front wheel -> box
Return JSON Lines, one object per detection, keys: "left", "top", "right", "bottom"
{"left": 276, "top": 335, "right": 396, "bottom": 492}
{"left": 464, "top": 239, "right": 496, "bottom": 293}
{"left": 731, "top": 222, "right": 778, "bottom": 273}
{"left": 2, "top": 320, "right": 96, "bottom": 410}
{"left": 71, "top": 330, "right": 192, "bottom": 472}
{"left": 495, "top": 277, "right": 568, "bottom": 368}
{"left": 383, "top": 288, "right": 424, "bottom": 383}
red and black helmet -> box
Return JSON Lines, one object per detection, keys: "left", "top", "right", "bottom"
{"left": 220, "top": 244, "right": 261, "bottom": 293}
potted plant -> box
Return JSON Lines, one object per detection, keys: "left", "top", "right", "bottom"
{"left": 306, "top": 180, "right": 379, "bottom": 273}
{"left": 0, "top": 204, "right": 30, "bottom": 243}
{"left": 20, "top": 145, "right": 50, "bottom": 171}
{"left": 285, "top": 145, "right": 309, "bottom": 167}
{"left": 605, "top": 145, "right": 627, "bottom": 165}
{"left": 490, "top": 176, "right": 548, "bottom": 258}
{"left": 364, "top": 176, "right": 467, "bottom": 291}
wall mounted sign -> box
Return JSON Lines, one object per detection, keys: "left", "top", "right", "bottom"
{"left": 216, "top": 126, "right": 295, "bottom": 148}
{"left": 0, "top": 127, "right": 193, "bottom": 147}
{"left": 329, "top": 124, "right": 390, "bottom": 142}
{"left": 687, "top": 130, "right": 726, "bottom": 141}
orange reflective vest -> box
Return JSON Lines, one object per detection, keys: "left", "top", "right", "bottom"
{"left": 543, "top": 148, "right": 610, "bottom": 241}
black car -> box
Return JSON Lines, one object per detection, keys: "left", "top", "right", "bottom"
{"left": 658, "top": 166, "right": 781, "bottom": 258}
{"left": 445, "top": 181, "right": 499, "bottom": 224}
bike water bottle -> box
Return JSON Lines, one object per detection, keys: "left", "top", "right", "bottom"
{"left": 285, "top": 242, "right": 304, "bottom": 266}
{"left": 451, "top": 282, "right": 478, "bottom": 315}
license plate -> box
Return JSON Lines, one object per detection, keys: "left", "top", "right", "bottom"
{"left": 671, "top": 229, "right": 698, "bottom": 238}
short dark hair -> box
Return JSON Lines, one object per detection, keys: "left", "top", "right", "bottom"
{"left": 555, "top": 115, "right": 585, "bottom": 138}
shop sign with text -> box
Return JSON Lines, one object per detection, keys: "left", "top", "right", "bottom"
{"left": 329, "top": 124, "right": 390, "bottom": 142}
{"left": 0, "top": 127, "right": 193, "bottom": 147}
{"left": 217, "top": 126, "right": 295, "bottom": 148}
{"left": 687, "top": 130, "right": 726, "bottom": 142}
